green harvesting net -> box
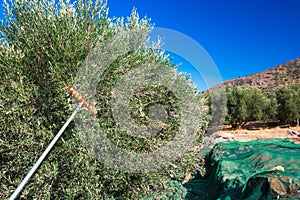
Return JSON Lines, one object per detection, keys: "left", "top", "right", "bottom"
{"left": 185, "top": 138, "right": 300, "bottom": 199}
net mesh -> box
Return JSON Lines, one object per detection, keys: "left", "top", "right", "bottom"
{"left": 184, "top": 138, "right": 300, "bottom": 199}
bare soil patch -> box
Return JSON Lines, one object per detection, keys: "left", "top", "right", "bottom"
{"left": 212, "top": 127, "right": 300, "bottom": 143}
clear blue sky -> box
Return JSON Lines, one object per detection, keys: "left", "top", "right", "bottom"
{"left": 107, "top": 0, "right": 300, "bottom": 90}
{"left": 1, "top": 0, "right": 299, "bottom": 91}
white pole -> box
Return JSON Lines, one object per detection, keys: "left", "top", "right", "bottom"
{"left": 9, "top": 102, "right": 84, "bottom": 200}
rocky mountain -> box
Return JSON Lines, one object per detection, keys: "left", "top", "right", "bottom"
{"left": 211, "top": 58, "right": 300, "bottom": 90}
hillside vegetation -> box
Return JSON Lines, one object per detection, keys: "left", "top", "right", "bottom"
{"left": 207, "top": 75, "right": 300, "bottom": 129}
{"left": 212, "top": 58, "right": 300, "bottom": 90}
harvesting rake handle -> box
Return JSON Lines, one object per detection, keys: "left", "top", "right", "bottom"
{"left": 68, "top": 86, "right": 97, "bottom": 115}
{"left": 9, "top": 86, "right": 98, "bottom": 199}
{"left": 9, "top": 102, "right": 83, "bottom": 200}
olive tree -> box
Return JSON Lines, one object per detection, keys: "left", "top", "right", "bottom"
{"left": 225, "top": 85, "right": 272, "bottom": 128}
{"left": 0, "top": 0, "right": 208, "bottom": 199}
{"left": 276, "top": 84, "right": 300, "bottom": 126}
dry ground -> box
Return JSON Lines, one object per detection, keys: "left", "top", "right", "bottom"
{"left": 212, "top": 126, "right": 300, "bottom": 144}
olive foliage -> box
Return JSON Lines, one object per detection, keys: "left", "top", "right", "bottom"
{"left": 0, "top": 0, "right": 208, "bottom": 199}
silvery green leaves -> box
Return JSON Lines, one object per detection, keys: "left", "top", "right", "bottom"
{"left": 73, "top": 27, "right": 201, "bottom": 173}
{"left": 0, "top": 0, "right": 219, "bottom": 198}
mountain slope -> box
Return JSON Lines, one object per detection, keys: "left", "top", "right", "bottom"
{"left": 212, "top": 58, "right": 300, "bottom": 90}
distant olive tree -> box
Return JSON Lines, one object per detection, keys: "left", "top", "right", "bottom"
{"left": 225, "top": 85, "right": 272, "bottom": 128}
{"left": 276, "top": 84, "right": 300, "bottom": 126}
{"left": 263, "top": 91, "right": 278, "bottom": 120}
